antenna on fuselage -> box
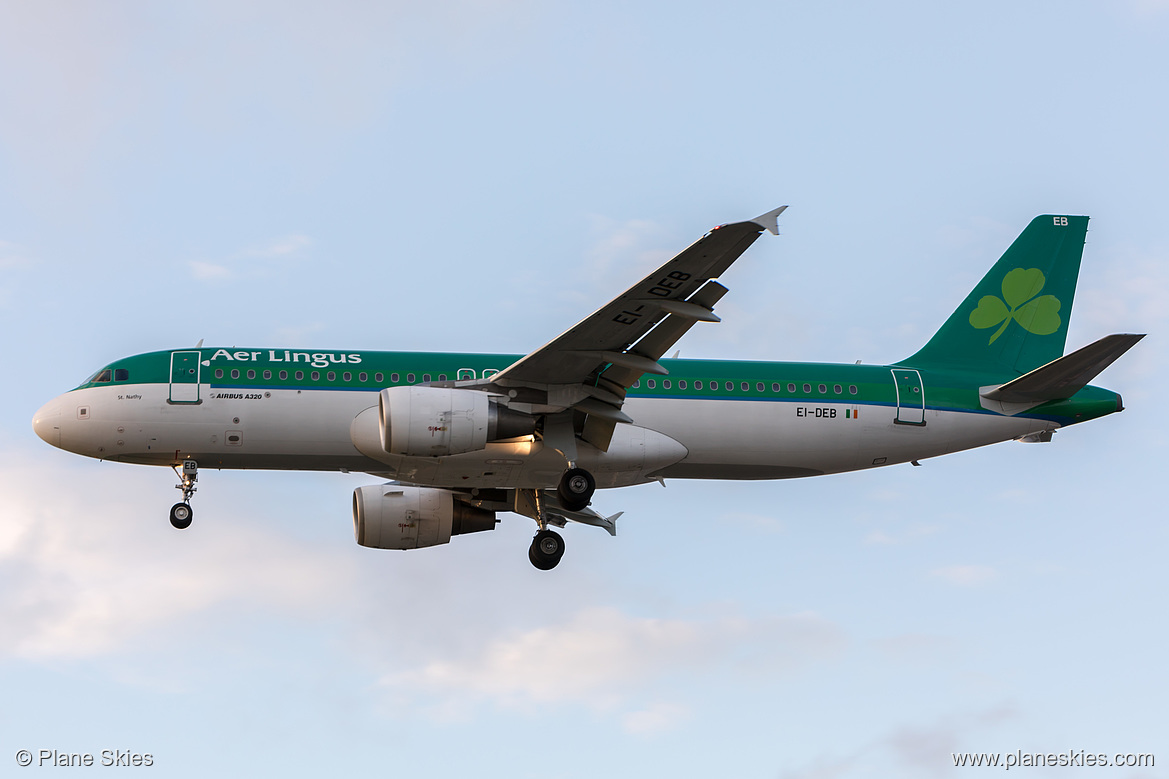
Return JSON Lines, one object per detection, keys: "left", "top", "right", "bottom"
{"left": 195, "top": 338, "right": 204, "bottom": 348}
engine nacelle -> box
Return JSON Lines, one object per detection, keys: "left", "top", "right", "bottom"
{"left": 379, "top": 386, "right": 534, "bottom": 457}
{"left": 352, "top": 485, "right": 497, "bottom": 550}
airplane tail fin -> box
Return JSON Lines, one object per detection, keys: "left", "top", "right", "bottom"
{"left": 904, "top": 215, "right": 1088, "bottom": 375}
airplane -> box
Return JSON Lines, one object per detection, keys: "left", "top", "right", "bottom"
{"left": 32, "top": 208, "right": 1144, "bottom": 570}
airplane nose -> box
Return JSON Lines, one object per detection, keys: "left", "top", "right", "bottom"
{"left": 32, "top": 398, "right": 63, "bottom": 448}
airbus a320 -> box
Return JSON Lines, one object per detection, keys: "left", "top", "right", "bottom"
{"left": 33, "top": 208, "right": 1143, "bottom": 569}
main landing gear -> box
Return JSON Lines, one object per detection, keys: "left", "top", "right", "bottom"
{"left": 556, "top": 467, "right": 595, "bottom": 512}
{"left": 170, "top": 459, "right": 198, "bottom": 530}
{"left": 529, "top": 529, "right": 565, "bottom": 570}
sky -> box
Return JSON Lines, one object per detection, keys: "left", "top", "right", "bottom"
{"left": 1, "top": 1, "right": 1166, "bottom": 777}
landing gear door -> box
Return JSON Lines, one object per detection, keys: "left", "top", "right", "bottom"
{"left": 170, "top": 351, "right": 202, "bottom": 403}
{"left": 892, "top": 368, "right": 925, "bottom": 426}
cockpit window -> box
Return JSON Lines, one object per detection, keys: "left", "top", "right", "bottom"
{"left": 114, "top": 369, "right": 129, "bottom": 381}
{"left": 95, "top": 369, "right": 112, "bottom": 383}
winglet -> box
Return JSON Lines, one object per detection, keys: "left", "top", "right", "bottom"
{"left": 750, "top": 205, "right": 788, "bottom": 235}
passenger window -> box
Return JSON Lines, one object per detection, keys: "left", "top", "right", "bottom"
{"left": 694, "top": 380, "right": 703, "bottom": 390}
{"left": 390, "top": 373, "right": 399, "bottom": 382}
{"left": 818, "top": 383, "right": 827, "bottom": 394}
{"left": 95, "top": 369, "right": 112, "bottom": 383}
{"left": 788, "top": 383, "right": 796, "bottom": 393}
{"left": 423, "top": 374, "right": 431, "bottom": 382}
{"left": 114, "top": 369, "right": 129, "bottom": 381}
{"left": 771, "top": 382, "right": 779, "bottom": 392}
{"left": 438, "top": 374, "right": 447, "bottom": 381}
{"left": 231, "top": 369, "right": 240, "bottom": 379}
{"left": 663, "top": 380, "right": 672, "bottom": 389}
{"left": 295, "top": 371, "right": 304, "bottom": 380}
{"left": 359, "top": 372, "right": 368, "bottom": 382}
{"left": 756, "top": 382, "right": 764, "bottom": 392}
{"left": 375, "top": 373, "right": 384, "bottom": 383}
{"left": 647, "top": 379, "right": 656, "bottom": 389}
{"left": 327, "top": 371, "right": 336, "bottom": 381}
{"left": 741, "top": 382, "right": 749, "bottom": 392}
{"left": 849, "top": 385, "right": 858, "bottom": 395}
{"left": 678, "top": 380, "right": 687, "bottom": 390}
{"left": 343, "top": 372, "right": 352, "bottom": 381}
{"left": 247, "top": 370, "right": 256, "bottom": 379}
{"left": 724, "top": 381, "right": 733, "bottom": 391}
{"left": 632, "top": 380, "right": 640, "bottom": 388}
{"left": 263, "top": 370, "right": 272, "bottom": 380}
{"left": 834, "top": 384, "right": 842, "bottom": 394}
{"left": 215, "top": 369, "right": 224, "bottom": 379}
{"left": 279, "top": 370, "right": 288, "bottom": 380}
{"left": 407, "top": 373, "right": 416, "bottom": 383}
{"left": 311, "top": 371, "right": 320, "bottom": 381}
{"left": 803, "top": 383, "right": 811, "bottom": 393}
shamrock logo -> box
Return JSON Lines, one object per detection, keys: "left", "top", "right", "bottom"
{"left": 969, "top": 268, "right": 1062, "bottom": 344}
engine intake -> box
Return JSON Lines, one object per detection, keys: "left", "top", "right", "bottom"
{"left": 379, "top": 386, "right": 534, "bottom": 457}
{"left": 353, "top": 485, "right": 497, "bottom": 550}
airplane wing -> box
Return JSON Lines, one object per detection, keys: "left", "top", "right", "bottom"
{"left": 483, "top": 206, "right": 786, "bottom": 448}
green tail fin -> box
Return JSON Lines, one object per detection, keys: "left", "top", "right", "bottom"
{"left": 904, "top": 215, "right": 1088, "bottom": 375}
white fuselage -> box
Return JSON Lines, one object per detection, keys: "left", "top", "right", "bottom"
{"left": 33, "top": 381, "right": 1050, "bottom": 490}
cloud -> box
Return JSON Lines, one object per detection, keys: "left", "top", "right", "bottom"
{"left": 621, "top": 702, "right": 692, "bottom": 735}
{"left": 864, "top": 524, "right": 939, "bottom": 545}
{"left": 379, "top": 607, "right": 845, "bottom": 725}
{"left": 187, "top": 233, "right": 312, "bottom": 280}
{"left": 0, "top": 240, "right": 35, "bottom": 270}
{"left": 0, "top": 452, "right": 356, "bottom": 661}
{"left": 187, "top": 260, "right": 233, "bottom": 280}
{"left": 782, "top": 705, "right": 1020, "bottom": 779}
{"left": 930, "top": 564, "right": 998, "bottom": 587}
{"left": 239, "top": 234, "right": 312, "bottom": 259}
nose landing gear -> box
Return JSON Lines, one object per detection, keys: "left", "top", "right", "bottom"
{"left": 170, "top": 459, "right": 197, "bottom": 530}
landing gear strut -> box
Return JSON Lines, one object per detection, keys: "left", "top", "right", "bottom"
{"left": 170, "top": 459, "right": 197, "bottom": 530}
{"left": 557, "top": 467, "right": 595, "bottom": 511}
{"left": 529, "top": 529, "right": 565, "bottom": 570}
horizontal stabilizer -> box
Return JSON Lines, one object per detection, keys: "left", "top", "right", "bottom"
{"left": 981, "top": 333, "right": 1145, "bottom": 403}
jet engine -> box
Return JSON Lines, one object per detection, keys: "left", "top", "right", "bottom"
{"left": 379, "top": 386, "right": 534, "bottom": 457}
{"left": 353, "top": 484, "right": 497, "bottom": 550}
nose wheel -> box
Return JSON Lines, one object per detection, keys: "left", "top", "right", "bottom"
{"left": 170, "top": 459, "right": 198, "bottom": 530}
{"left": 169, "top": 502, "right": 193, "bottom": 529}
{"left": 529, "top": 529, "right": 565, "bottom": 570}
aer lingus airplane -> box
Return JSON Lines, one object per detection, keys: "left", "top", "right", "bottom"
{"left": 33, "top": 208, "right": 1143, "bottom": 569}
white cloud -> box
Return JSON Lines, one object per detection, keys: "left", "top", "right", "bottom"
{"left": 379, "top": 607, "right": 845, "bottom": 723}
{"left": 186, "top": 234, "right": 312, "bottom": 280}
{"left": 0, "top": 452, "right": 356, "bottom": 660}
{"left": 238, "top": 234, "right": 312, "bottom": 259}
{"left": 621, "top": 702, "right": 691, "bottom": 735}
{"left": 187, "top": 260, "right": 233, "bottom": 280}
{"left": 931, "top": 564, "right": 998, "bottom": 587}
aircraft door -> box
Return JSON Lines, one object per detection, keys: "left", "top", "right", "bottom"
{"left": 170, "top": 351, "right": 202, "bottom": 403}
{"left": 891, "top": 368, "right": 925, "bottom": 426}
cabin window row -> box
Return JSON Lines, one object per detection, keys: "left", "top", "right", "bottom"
{"left": 212, "top": 369, "right": 452, "bottom": 384}
{"left": 631, "top": 379, "right": 860, "bottom": 396}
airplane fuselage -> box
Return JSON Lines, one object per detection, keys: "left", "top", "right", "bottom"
{"left": 33, "top": 347, "right": 1123, "bottom": 490}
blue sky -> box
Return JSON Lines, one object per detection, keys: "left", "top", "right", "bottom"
{"left": 1, "top": 2, "right": 1166, "bottom": 777}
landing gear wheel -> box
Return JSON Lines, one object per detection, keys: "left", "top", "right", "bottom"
{"left": 556, "top": 467, "right": 595, "bottom": 511}
{"left": 169, "top": 502, "right": 193, "bottom": 530}
{"left": 528, "top": 529, "right": 565, "bottom": 570}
